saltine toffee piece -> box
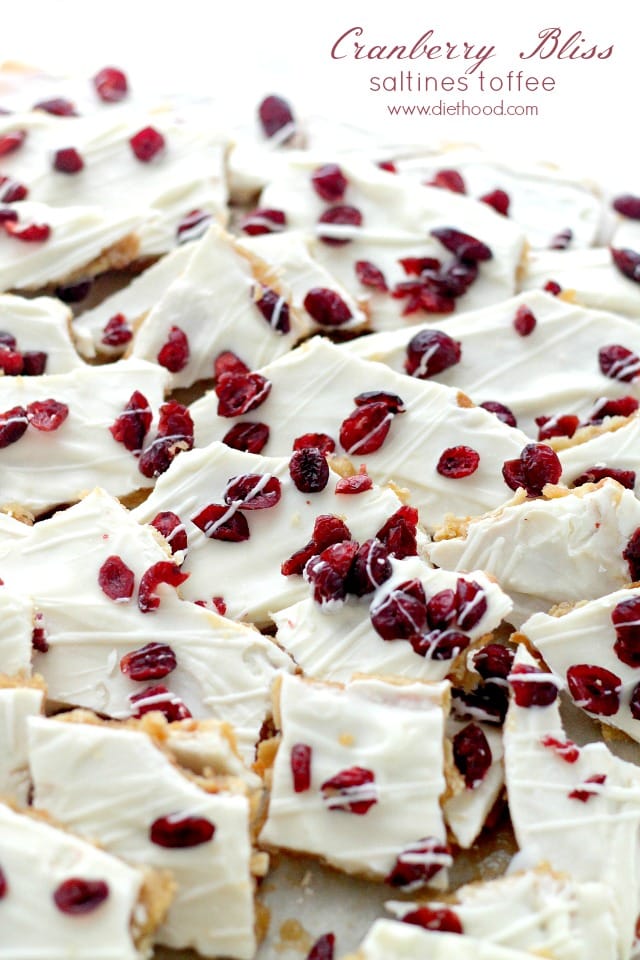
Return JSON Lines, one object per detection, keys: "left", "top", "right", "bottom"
{"left": 443, "top": 716, "right": 505, "bottom": 850}
{"left": 557, "top": 412, "right": 640, "bottom": 497}
{"left": 0, "top": 293, "right": 85, "bottom": 375}
{"left": 259, "top": 673, "right": 450, "bottom": 883}
{"left": 256, "top": 153, "right": 526, "bottom": 333}
{"left": 503, "top": 646, "right": 640, "bottom": 958}
{"left": 0, "top": 799, "right": 171, "bottom": 960}
{"left": 189, "top": 337, "right": 529, "bottom": 532}
{"left": 132, "top": 441, "right": 417, "bottom": 626}
{"left": 344, "top": 289, "right": 640, "bottom": 438}
{"left": 0, "top": 488, "right": 293, "bottom": 760}
{"left": 28, "top": 711, "right": 263, "bottom": 960}
{"left": 0, "top": 674, "right": 45, "bottom": 805}
{"left": 343, "top": 920, "right": 543, "bottom": 960}
{"left": 129, "top": 224, "right": 305, "bottom": 389}
{"left": 385, "top": 868, "right": 618, "bottom": 960}
{"left": 429, "top": 479, "right": 640, "bottom": 628}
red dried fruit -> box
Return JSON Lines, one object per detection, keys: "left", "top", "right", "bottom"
{"left": 157, "top": 325, "right": 190, "bottom": 373}
{"left": 138, "top": 400, "right": 194, "bottom": 478}
{"left": 0, "top": 866, "right": 6, "bottom": 898}
{"left": 32, "top": 613, "right": 49, "bottom": 653}
{"left": 479, "top": 188, "right": 510, "bottom": 216}
{"left": 426, "top": 589, "right": 456, "bottom": 630}
{"left": 611, "top": 597, "right": 640, "bottom": 667}
{"left": 630, "top": 682, "right": 640, "bottom": 720}
{"left": 428, "top": 169, "right": 466, "bottom": 193}
{"left": 26, "top": 399, "right": 69, "bottom": 432}
{"left": 150, "top": 814, "right": 215, "bottom": 847}
{"left": 376, "top": 506, "right": 418, "bottom": 560}
{"left": 404, "top": 329, "right": 461, "bottom": 378}
{"left": 502, "top": 443, "right": 562, "bottom": 497}
{"left": 540, "top": 734, "right": 580, "bottom": 763}
{"left": 93, "top": 66, "right": 128, "bottom": 102}
{"left": 473, "top": 644, "right": 514, "bottom": 681}
{"left": 572, "top": 466, "right": 636, "bottom": 490}
{"left": 0, "top": 175, "right": 28, "bottom": 202}
{"left": 214, "top": 351, "right": 250, "bottom": 379}
{"left": 402, "top": 906, "right": 463, "bottom": 934}
{"left": 440, "top": 259, "right": 479, "bottom": 297}
{"left": 311, "top": 163, "right": 348, "bottom": 203}
{"left": 410, "top": 629, "right": 470, "bottom": 661}
{"left": 0, "top": 406, "right": 28, "bottom": 448}
{"left": 129, "top": 684, "right": 191, "bottom": 721}
{"left": 320, "top": 766, "right": 377, "bottom": 814}
{"left": 281, "top": 515, "right": 352, "bottom": 577}
{"left": 101, "top": 313, "right": 133, "bottom": 347}
{"left": 120, "top": 642, "right": 177, "bottom": 681}
{"left": 55, "top": 278, "right": 92, "bottom": 303}
{"left": 431, "top": 227, "right": 493, "bottom": 262}
{"left": 452, "top": 685, "right": 509, "bottom": 725}
{"left": 138, "top": 561, "right": 189, "bottom": 613}
{"left": 370, "top": 578, "right": 427, "bottom": 641}
{"left": 291, "top": 743, "right": 312, "bottom": 793}
{"left": 599, "top": 344, "right": 640, "bottom": 382}
{"left": 317, "top": 205, "right": 363, "bottom": 245}
{"left": 293, "top": 432, "right": 336, "bottom": 456}
{"left": 33, "top": 97, "right": 78, "bottom": 116}
{"left": 0, "top": 129, "right": 26, "bottom": 155}
{"left": 385, "top": 837, "right": 452, "bottom": 888}
{"left": 566, "top": 664, "right": 621, "bottom": 716}
{"left": 212, "top": 596, "right": 226, "bottom": 616}
{"left": 110, "top": 390, "right": 152, "bottom": 455}
{"left": 98, "top": 555, "right": 135, "bottom": 602}
{"left": 480, "top": 400, "right": 518, "bottom": 428}
{"left": 0, "top": 208, "right": 18, "bottom": 226}
{"left": 130, "top": 126, "right": 165, "bottom": 162}
{"left": 176, "top": 209, "right": 213, "bottom": 243}
{"left": 255, "top": 286, "right": 291, "bottom": 334}
{"left": 289, "top": 447, "right": 330, "bottom": 493}
{"left": 624, "top": 528, "right": 640, "bottom": 581}
{"left": 455, "top": 579, "right": 488, "bottom": 631}
{"left": 21, "top": 351, "right": 47, "bottom": 376}
{"left": 436, "top": 445, "right": 480, "bottom": 479}
{"left": 544, "top": 280, "right": 563, "bottom": 296}
{"left": 4, "top": 220, "right": 51, "bottom": 242}
{"left": 303, "top": 287, "right": 352, "bottom": 327}
{"left": 509, "top": 663, "right": 560, "bottom": 708}
{"left": 335, "top": 472, "right": 373, "bottom": 494}
{"left": 392, "top": 280, "right": 456, "bottom": 317}
{"left": 399, "top": 257, "right": 442, "bottom": 277}
{"left": 53, "top": 147, "right": 84, "bottom": 174}
{"left": 378, "top": 160, "right": 397, "bottom": 173}
{"left": 216, "top": 371, "right": 272, "bottom": 418}
{"left": 613, "top": 195, "right": 640, "bottom": 220}
{"left": 240, "top": 208, "right": 286, "bottom": 236}
{"left": 305, "top": 540, "right": 360, "bottom": 606}
{"left": 550, "top": 228, "right": 573, "bottom": 250}
{"left": 568, "top": 773, "right": 607, "bottom": 802}
{"left": 0, "top": 346, "right": 23, "bottom": 375}
{"left": 224, "top": 473, "right": 282, "bottom": 510}
{"left": 587, "top": 395, "right": 639, "bottom": 422}
{"left": 535, "top": 414, "right": 580, "bottom": 441}
{"left": 513, "top": 304, "right": 537, "bottom": 336}
{"left": 53, "top": 878, "right": 109, "bottom": 914}
{"left": 0, "top": 331, "right": 16, "bottom": 349}
{"left": 339, "top": 402, "right": 394, "bottom": 455}
{"left": 222, "top": 421, "right": 270, "bottom": 454}
{"left": 452, "top": 722, "right": 492, "bottom": 788}
{"left": 150, "top": 511, "right": 188, "bottom": 554}
{"left": 346, "top": 539, "right": 392, "bottom": 596}
{"left": 258, "top": 95, "right": 295, "bottom": 139}
{"left": 611, "top": 248, "right": 640, "bottom": 283}
{"left": 191, "top": 503, "right": 250, "bottom": 542}
{"left": 355, "top": 260, "right": 388, "bottom": 291}
{"left": 306, "top": 933, "right": 335, "bottom": 960}
{"left": 355, "top": 391, "right": 405, "bottom": 414}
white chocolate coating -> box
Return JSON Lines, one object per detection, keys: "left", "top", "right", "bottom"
{"left": 0, "top": 293, "right": 85, "bottom": 372}
{"left": 351, "top": 920, "right": 539, "bottom": 960}
{"left": 0, "top": 592, "right": 33, "bottom": 675}
{"left": 559, "top": 416, "right": 640, "bottom": 496}
{"left": 165, "top": 719, "right": 262, "bottom": 793}
{"left": 0, "top": 684, "right": 43, "bottom": 804}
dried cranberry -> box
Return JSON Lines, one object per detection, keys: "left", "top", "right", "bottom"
{"left": 385, "top": 837, "right": 452, "bottom": 888}
{"left": 291, "top": 743, "right": 312, "bottom": 793}
{"left": 611, "top": 597, "right": 640, "bottom": 667}
{"left": 176, "top": 209, "right": 212, "bottom": 243}
{"left": 305, "top": 541, "right": 360, "bottom": 606}
{"left": 110, "top": 391, "right": 152, "bottom": 454}
{"left": 550, "top": 228, "right": 573, "bottom": 250}
{"left": 150, "top": 814, "right": 215, "bottom": 847}
{"left": 240, "top": 208, "right": 286, "bottom": 236}
{"left": 281, "top": 515, "right": 352, "bottom": 577}
{"left": 157, "top": 326, "right": 190, "bottom": 373}
{"left": 453, "top": 722, "right": 492, "bottom": 788}
{"left": 32, "top": 613, "right": 49, "bottom": 653}
{"left": 311, "top": 163, "right": 348, "bottom": 203}
{"left": 535, "top": 414, "right": 580, "bottom": 441}
{"left": 428, "top": 169, "right": 466, "bottom": 193}
{"left": 411, "top": 629, "right": 470, "bottom": 660}
{"left": 611, "top": 248, "right": 640, "bottom": 283}
{"left": 0, "top": 208, "right": 17, "bottom": 226}
{"left": 392, "top": 279, "right": 456, "bottom": 317}
{"left": 214, "top": 351, "right": 249, "bottom": 379}
{"left": 439, "top": 259, "right": 479, "bottom": 297}
{"left": 402, "top": 907, "right": 463, "bottom": 934}
{"left": 222, "top": 421, "right": 269, "bottom": 454}
{"left": 34, "top": 97, "right": 78, "bottom": 116}
{"left": 399, "top": 257, "right": 442, "bottom": 276}
{"left": 544, "top": 280, "right": 563, "bottom": 296}
{"left": 317, "top": 205, "right": 362, "bottom": 245}
{"left": 587, "top": 396, "right": 639, "bottom": 422}
{"left": 4, "top": 220, "right": 51, "bottom": 242}
{"left": 354, "top": 391, "right": 405, "bottom": 414}
{"left": 55, "top": 278, "right": 92, "bottom": 303}
{"left": 26, "top": 399, "right": 69, "bottom": 432}
{"left": 293, "top": 432, "right": 335, "bottom": 456}
{"left": 320, "top": 766, "right": 377, "bottom": 814}
{"left": 129, "top": 684, "right": 191, "bottom": 721}
{"left": 0, "top": 406, "right": 28, "bottom": 448}
{"left": 452, "top": 685, "right": 509, "bottom": 725}
{"left": 212, "top": 596, "right": 226, "bottom": 616}
{"left": 21, "top": 351, "right": 47, "bottom": 376}
{"left": 0, "top": 175, "right": 27, "bottom": 202}
{"left": 0, "top": 130, "right": 26, "bottom": 156}
{"left": 479, "top": 189, "right": 510, "bottom": 215}
{"left": 303, "top": 287, "right": 353, "bottom": 327}
{"left": 129, "top": 126, "right": 165, "bottom": 162}
{"left": 138, "top": 561, "right": 189, "bottom": 613}
{"left": 514, "top": 304, "right": 537, "bottom": 336}
{"left": 502, "top": 443, "right": 562, "bottom": 497}
{"left": 0, "top": 866, "right": 6, "bottom": 898}
{"left": 376, "top": 506, "right": 418, "bottom": 559}
{"left": 509, "top": 663, "right": 559, "bottom": 707}
{"left": 355, "top": 260, "right": 388, "bottom": 291}
{"left": 93, "top": 66, "right": 128, "bottom": 102}
{"left": 568, "top": 773, "right": 607, "bottom": 802}
{"left": 599, "top": 344, "right": 640, "bottom": 382}
{"left": 138, "top": 401, "right": 194, "bottom": 478}
{"left": 53, "top": 147, "right": 84, "bottom": 174}
{"left": 630, "top": 682, "right": 640, "bottom": 720}
{"left": 436, "top": 445, "right": 480, "bottom": 478}
{"left": 258, "top": 95, "right": 295, "bottom": 139}
{"left": 339, "top": 402, "right": 394, "bottom": 455}
{"left": 455, "top": 579, "right": 488, "bottom": 631}
{"left": 306, "top": 933, "right": 335, "bottom": 960}
{"left": 0, "top": 346, "right": 23, "bottom": 375}
{"left": 404, "top": 329, "right": 461, "bottom": 378}
{"left": 0, "top": 331, "right": 16, "bottom": 349}
{"left": 335, "top": 472, "right": 373, "bottom": 494}
{"left": 473, "top": 644, "right": 514, "bottom": 681}
{"left": 191, "top": 503, "right": 250, "bottom": 542}
{"left": 480, "top": 400, "right": 518, "bottom": 428}
{"left": 370, "top": 579, "right": 427, "bottom": 641}
{"left": 566, "top": 664, "right": 621, "bottom": 716}
{"left": 624, "top": 528, "right": 640, "bottom": 581}
{"left": 98, "top": 555, "right": 135, "bottom": 602}
{"left": 53, "top": 878, "right": 109, "bottom": 914}
{"left": 216, "top": 371, "right": 271, "bottom": 418}
{"left": 431, "top": 227, "right": 492, "bottom": 262}
{"left": 150, "top": 511, "right": 188, "bottom": 554}
{"left": 378, "top": 160, "right": 397, "bottom": 173}
{"left": 289, "top": 447, "right": 330, "bottom": 493}
{"left": 540, "top": 734, "right": 580, "bottom": 763}
{"left": 346, "top": 539, "right": 392, "bottom": 596}
{"left": 572, "top": 466, "right": 636, "bottom": 490}
{"left": 613, "top": 195, "right": 640, "bottom": 220}
{"left": 101, "top": 313, "right": 133, "bottom": 347}
{"left": 120, "top": 642, "right": 177, "bottom": 681}
{"left": 255, "top": 287, "right": 291, "bottom": 334}
{"left": 224, "top": 473, "right": 282, "bottom": 510}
